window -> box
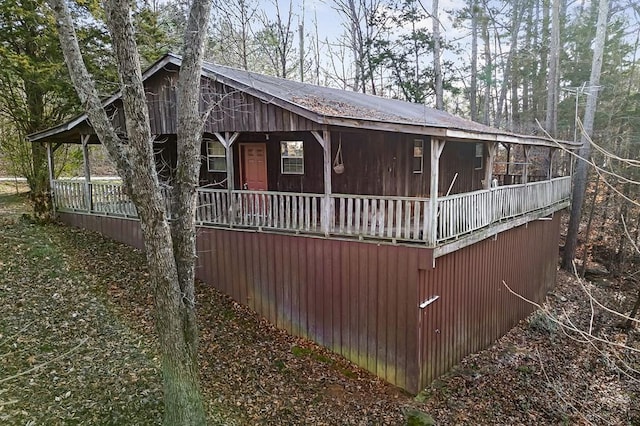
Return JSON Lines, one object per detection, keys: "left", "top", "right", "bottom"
{"left": 281, "top": 141, "right": 304, "bottom": 174}
{"left": 207, "top": 140, "right": 226, "bottom": 172}
{"left": 474, "top": 143, "right": 484, "bottom": 170}
{"left": 413, "top": 139, "right": 424, "bottom": 173}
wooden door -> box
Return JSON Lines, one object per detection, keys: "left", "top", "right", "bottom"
{"left": 241, "top": 143, "right": 268, "bottom": 190}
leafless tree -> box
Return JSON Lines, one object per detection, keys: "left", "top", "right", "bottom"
{"left": 47, "top": 0, "right": 213, "bottom": 423}
{"left": 563, "top": 0, "right": 609, "bottom": 270}
{"left": 256, "top": 0, "right": 297, "bottom": 78}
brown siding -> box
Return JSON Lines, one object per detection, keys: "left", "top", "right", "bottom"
{"left": 202, "top": 81, "right": 322, "bottom": 133}
{"left": 58, "top": 212, "right": 144, "bottom": 251}
{"left": 417, "top": 213, "right": 561, "bottom": 389}
{"left": 57, "top": 211, "right": 560, "bottom": 393}
{"left": 194, "top": 228, "right": 423, "bottom": 392}
{"left": 198, "top": 130, "right": 484, "bottom": 196}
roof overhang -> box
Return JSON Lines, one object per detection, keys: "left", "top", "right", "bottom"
{"left": 27, "top": 52, "right": 579, "bottom": 150}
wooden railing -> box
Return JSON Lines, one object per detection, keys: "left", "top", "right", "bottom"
{"left": 436, "top": 176, "right": 571, "bottom": 242}
{"left": 52, "top": 176, "right": 571, "bottom": 246}
{"left": 330, "top": 194, "right": 429, "bottom": 241}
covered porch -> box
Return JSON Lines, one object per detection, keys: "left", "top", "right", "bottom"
{"left": 51, "top": 173, "right": 570, "bottom": 249}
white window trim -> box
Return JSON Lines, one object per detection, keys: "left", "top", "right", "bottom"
{"left": 280, "top": 140, "right": 304, "bottom": 175}
{"left": 207, "top": 140, "right": 226, "bottom": 172}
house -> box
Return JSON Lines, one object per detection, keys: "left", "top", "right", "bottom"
{"left": 28, "top": 53, "right": 576, "bottom": 393}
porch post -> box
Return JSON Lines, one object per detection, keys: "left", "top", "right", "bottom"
{"left": 428, "top": 138, "right": 445, "bottom": 246}
{"left": 81, "top": 134, "right": 92, "bottom": 211}
{"left": 483, "top": 142, "right": 497, "bottom": 189}
{"left": 46, "top": 142, "right": 55, "bottom": 213}
{"left": 215, "top": 131, "right": 240, "bottom": 225}
{"left": 547, "top": 148, "right": 556, "bottom": 179}
{"left": 522, "top": 145, "right": 531, "bottom": 184}
{"left": 311, "top": 130, "right": 332, "bottom": 236}
{"left": 46, "top": 142, "right": 54, "bottom": 190}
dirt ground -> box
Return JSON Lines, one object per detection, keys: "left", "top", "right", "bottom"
{"left": 1, "top": 186, "right": 637, "bottom": 424}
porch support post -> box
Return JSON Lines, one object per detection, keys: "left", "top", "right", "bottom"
{"left": 483, "top": 142, "right": 497, "bottom": 189}
{"left": 428, "top": 138, "right": 446, "bottom": 246}
{"left": 522, "top": 145, "right": 531, "bottom": 184}
{"left": 547, "top": 148, "right": 556, "bottom": 179}
{"left": 46, "top": 142, "right": 55, "bottom": 213}
{"left": 311, "top": 130, "right": 332, "bottom": 236}
{"left": 46, "top": 142, "right": 54, "bottom": 190}
{"left": 214, "top": 131, "right": 240, "bottom": 190}
{"left": 81, "top": 134, "right": 92, "bottom": 211}
{"left": 215, "top": 131, "right": 240, "bottom": 226}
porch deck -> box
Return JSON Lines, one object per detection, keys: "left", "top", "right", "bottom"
{"left": 52, "top": 176, "right": 571, "bottom": 249}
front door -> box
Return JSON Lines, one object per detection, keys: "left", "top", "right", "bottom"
{"left": 241, "top": 143, "right": 268, "bottom": 190}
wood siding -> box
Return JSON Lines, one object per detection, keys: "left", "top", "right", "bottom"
{"left": 202, "top": 81, "right": 322, "bottom": 133}
{"left": 57, "top": 211, "right": 560, "bottom": 393}
{"left": 107, "top": 68, "right": 322, "bottom": 136}
{"left": 197, "top": 131, "right": 484, "bottom": 197}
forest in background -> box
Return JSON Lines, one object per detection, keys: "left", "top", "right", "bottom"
{"left": 1, "top": 0, "right": 640, "bottom": 315}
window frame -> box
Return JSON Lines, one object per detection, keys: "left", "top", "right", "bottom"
{"left": 206, "top": 140, "right": 227, "bottom": 172}
{"left": 280, "top": 140, "right": 305, "bottom": 175}
{"left": 474, "top": 143, "right": 484, "bottom": 170}
{"left": 412, "top": 139, "right": 424, "bottom": 174}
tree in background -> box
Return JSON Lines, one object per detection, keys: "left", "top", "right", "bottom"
{"left": 0, "top": 0, "right": 114, "bottom": 218}
{"left": 562, "top": 0, "right": 609, "bottom": 270}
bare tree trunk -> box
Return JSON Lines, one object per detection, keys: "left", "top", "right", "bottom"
{"left": 481, "top": 11, "right": 491, "bottom": 125}
{"left": 562, "top": 0, "right": 609, "bottom": 270}
{"left": 579, "top": 174, "right": 600, "bottom": 277}
{"left": 545, "top": 0, "right": 561, "bottom": 136}
{"left": 433, "top": 0, "right": 443, "bottom": 109}
{"left": 495, "top": 0, "right": 523, "bottom": 129}
{"left": 48, "top": 0, "right": 212, "bottom": 423}
{"left": 470, "top": 0, "right": 478, "bottom": 121}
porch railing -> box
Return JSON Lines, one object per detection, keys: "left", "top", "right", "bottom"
{"left": 436, "top": 177, "right": 571, "bottom": 242}
{"left": 51, "top": 176, "right": 571, "bottom": 246}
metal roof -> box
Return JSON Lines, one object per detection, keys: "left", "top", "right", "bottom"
{"left": 29, "top": 53, "right": 577, "bottom": 148}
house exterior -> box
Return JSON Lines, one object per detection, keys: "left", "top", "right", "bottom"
{"left": 29, "top": 53, "right": 576, "bottom": 393}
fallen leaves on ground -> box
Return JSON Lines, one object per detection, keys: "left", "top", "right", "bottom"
{"left": 1, "top": 191, "right": 638, "bottom": 424}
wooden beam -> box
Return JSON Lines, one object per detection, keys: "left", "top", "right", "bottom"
{"left": 214, "top": 132, "right": 240, "bottom": 190}
{"left": 523, "top": 146, "right": 531, "bottom": 184}
{"left": 548, "top": 148, "right": 556, "bottom": 179}
{"left": 81, "top": 134, "right": 92, "bottom": 211}
{"left": 428, "top": 138, "right": 445, "bottom": 246}
{"left": 312, "top": 130, "right": 333, "bottom": 235}
{"left": 310, "top": 130, "right": 325, "bottom": 149}
{"left": 46, "top": 142, "right": 54, "bottom": 188}
{"left": 484, "top": 142, "right": 497, "bottom": 189}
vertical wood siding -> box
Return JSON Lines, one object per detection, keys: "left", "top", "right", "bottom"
{"left": 197, "top": 131, "right": 483, "bottom": 197}
{"left": 57, "top": 211, "right": 560, "bottom": 393}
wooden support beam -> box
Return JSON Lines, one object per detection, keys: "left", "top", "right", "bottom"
{"left": 523, "top": 146, "right": 531, "bottom": 184}
{"left": 484, "top": 142, "right": 497, "bottom": 189}
{"left": 214, "top": 132, "right": 240, "bottom": 190}
{"left": 312, "top": 130, "right": 332, "bottom": 236}
{"left": 46, "top": 142, "right": 56, "bottom": 214}
{"left": 548, "top": 148, "right": 556, "bottom": 179}
{"left": 46, "top": 142, "right": 54, "bottom": 189}
{"left": 428, "top": 138, "right": 446, "bottom": 246}
{"left": 81, "top": 134, "right": 92, "bottom": 211}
